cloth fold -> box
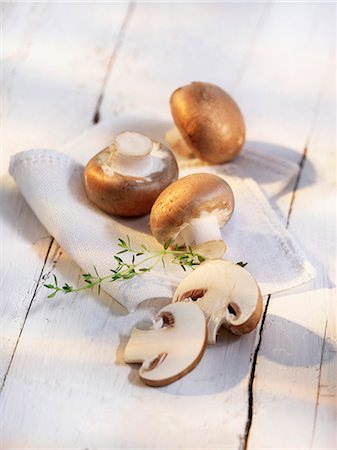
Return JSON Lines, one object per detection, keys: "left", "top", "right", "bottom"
{"left": 9, "top": 117, "right": 315, "bottom": 311}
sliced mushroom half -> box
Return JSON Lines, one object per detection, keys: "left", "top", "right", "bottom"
{"left": 173, "top": 260, "right": 263, "bottom": 344}
{"left": 124, "top": 302, "right": 207, "bottom": 386}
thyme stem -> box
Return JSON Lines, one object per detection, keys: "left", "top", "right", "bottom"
{"left": 44, "top": 236, "right": 247, "bottom": 299}
{"left": 44, "top": 237, "right": 206, "bottom": 299}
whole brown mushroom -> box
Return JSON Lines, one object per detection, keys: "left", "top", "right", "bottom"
{"left": 150, "top": 173, "right": 234, "bottom": 259}
{"left": 84, "top": 131, "right": 178, "bottom": 217}
{"left": 165, "top": 82, "right": 245, "bottom": 164}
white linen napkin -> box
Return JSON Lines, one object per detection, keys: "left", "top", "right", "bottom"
{"left": 9, "top": 116, "right": 315, "bottom": 311}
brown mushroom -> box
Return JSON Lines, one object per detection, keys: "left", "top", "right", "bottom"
{"left": 84, "top": 131, "right": 178, "bottom": 217}
{"left": 165, "top": 82, "right": 245, "bottom": 164}
{"left": 150, "top": 173, "right": 234, "bottom": 258}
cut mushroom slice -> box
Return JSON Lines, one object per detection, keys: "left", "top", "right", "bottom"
{"left": 173, "top": 260, "right": 263, "bottom": 344}
{"left": 84, "top": 131, "right": 178, "bottom": 217}
{"left": 124, "top": 303, "right": 207, "bottom": 387}
{"left": 166, "top": 82, "right": 245, "bottom": 164}
{"left": 150, "top": 173, "right": 234, "bottom": 258}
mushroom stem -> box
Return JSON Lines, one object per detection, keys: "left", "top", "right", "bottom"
{"left": 108, "top": 131, "right": 154, "bottom": 177}
{"left": 124, "top": 328, "right": 162, "bottom": 363}
{"left": 181, "top": 214, "right": 223, "bottom": 247}
{"left": 165, "top": 126, "right": 194, "bottom": 158}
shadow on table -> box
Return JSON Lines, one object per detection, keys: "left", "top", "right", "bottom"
{"left": 116, "top": 119, "right": 317, "bottom": 197}
{"left": 114, "top": 297, "right": 255, "bottom": 396}
{"left": 245, "top": 140, "right": 317, "bottom": 196}
{"left": 259, "top": 313, "right": 336, "bottom": 366}
{"left": 118, "top": 299, "right": 335, "bottom": 397}
{"left": 126, "top": 327, "right": 254, "bottom": 396}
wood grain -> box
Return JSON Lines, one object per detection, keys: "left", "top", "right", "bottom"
{"left": 1, "top": 2, "right": 335, "bottom": 449}
{"left": 99, "top": 2, "right": 267, "bottom": 119}
{"left": 246, "top": 18, "right": 336, "bottom": 449}
{"left": 1, "top": 4, "right": 266, "bottom": 449}
{"left": 1, "top": 2, "right": 129, "bottom": 385}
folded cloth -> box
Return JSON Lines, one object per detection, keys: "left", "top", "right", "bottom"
{"left": 9, "top": 116, "right": 315, "bottom": 311}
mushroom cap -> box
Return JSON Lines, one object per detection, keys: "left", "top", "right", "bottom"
{"left": 150, "top": 173, "right": 234, "bottom": 245}
{"left": 173, "top": 259, "right": 263, "bottom": 343}
{"left": 84, "top": 142, "right": 178, "bottom": 217}
{"left": 170, "top": 82, "right": 245, "bottom": 164}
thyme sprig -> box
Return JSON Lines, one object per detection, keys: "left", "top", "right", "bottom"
{"left": 44, "top": 237, "right": 207, "bottom": 299}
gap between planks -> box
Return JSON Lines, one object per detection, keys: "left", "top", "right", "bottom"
{"left": 0, "top": 238, "right": 54, "bottom": 394}
{"left": 240, "top": 295, "right": 271, "bottom": 450}
{"left": 0, "top": 3, "right": 134, "bottom": 397}
{"left": 241, "top": 149, "right": 307, "bottom": 450}
{"left": 0, "top": 1, "right": 302, "bottom": 444}
{"left": 2, "top": 3, "right": 332, "bottom": 447}
{"left": 241, "top": 52, "right": 334, "bottom": 450}
{"left": 309, "top": 319, "right": 329, "bottom": 448}
{"left": 92, "top": 1, "right": 136, "bottom": 124}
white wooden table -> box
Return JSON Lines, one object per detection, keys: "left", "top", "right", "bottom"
{"left": 1, "top": 3, "right": 336, "bottom": 449}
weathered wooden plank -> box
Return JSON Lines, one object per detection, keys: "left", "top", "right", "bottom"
{"left": 0, "top": 248, "right": 258, "bottom": 449}
{"left": 233, "top": 1, "right": 333, "bottom": 149}
{"left": 304, "top": 57, "right": 336, "bottom": 450}
{"left": 247, "top": 40, "right": 336, "bottom": 450}
{"left": 311, "top": 308, "right": 337, "bottom": 449}
{"left": 2, "top": 2, "right": 131, "bottom": 165}
{"left": 100, "top": 3, "right": 335, "bottom": 448}
{"left": 99, "top": 1, "right": 267, "bottom": 119}
{"left": 1, "top": 2, "right": 130, "bottom": 385}
{"left": 0, "top": 4, "right": 267, "bottom": 449}
{"left": 311, "top": 299, "right": 337, "bottom": 449}
{"left": 1, "top": 2, "right": 335, "bottom": 449}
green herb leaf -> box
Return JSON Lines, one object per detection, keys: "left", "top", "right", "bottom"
{"left": 45, "top": 237, "right": 209, "bottom": 299}
{"left": 164, "top": 239, "right": 171, "bottom": 250}
{"left": 236, "top": 261, "right": 248, "bottom": 268}
{"left": 118, "top": 238, "right": 127, "bottom": 248}
{"left": 116, "top": 249, "right": 128, "bottom": 254}
{"left": 62, "top": 283, "right": 73, "bottom": 293}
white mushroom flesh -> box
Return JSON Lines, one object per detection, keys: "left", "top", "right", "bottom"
{"left": 181, "top": 214, "right": 222, "bottom": 246}
{"left": 173, "top": 210, "right": 231, "bottom": 258}
{"left": 173, "top": 260, "right": 260, "bottom": 344}
{"left": 124, "top": 303, "right": 206, "bottom": 386}
{"left": 100, "top": 131, "right": 165, "bottom": 178}
{"left": 115, "top": 131, "right": 153, "bottom": 157}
